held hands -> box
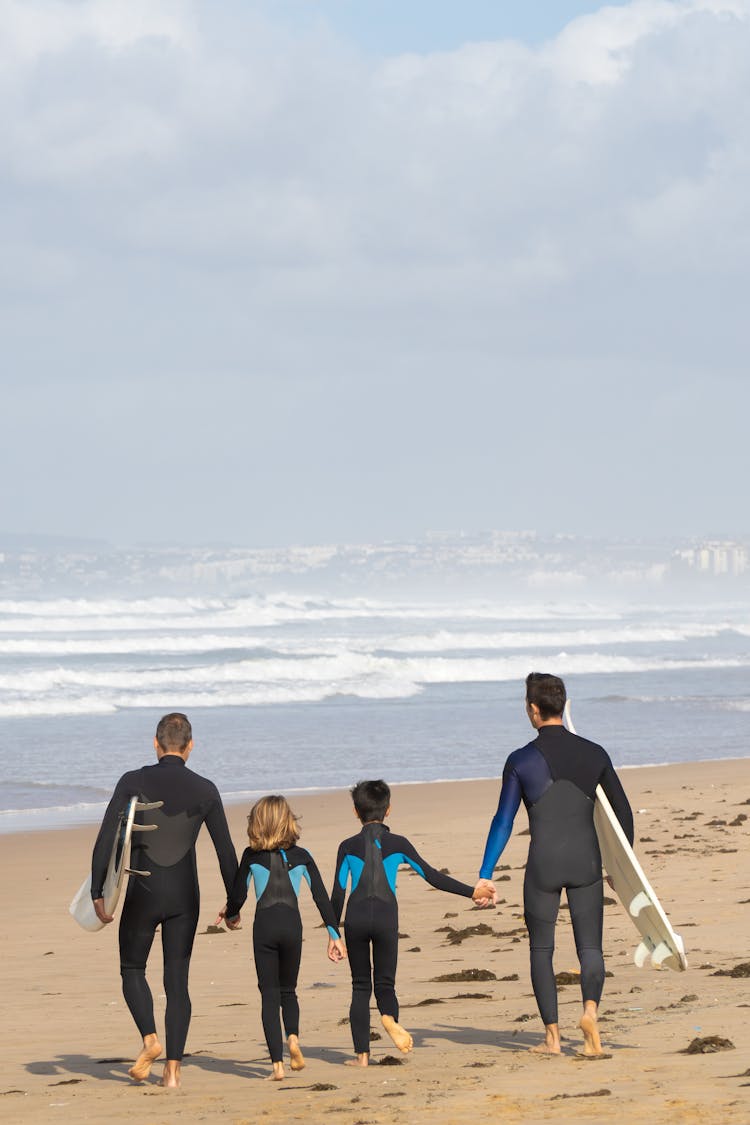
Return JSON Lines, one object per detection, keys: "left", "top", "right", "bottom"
{"left": 214, "top": 907, "right": 242, "bottom": 931}
{"left": 327, "top": 937, "right": 347, "bottom": 963}
{"left": 93, "top": 897, "right": 114, "bottom": 925}
{"left": 471, "top": 879, "right": 497, "bottom": 909}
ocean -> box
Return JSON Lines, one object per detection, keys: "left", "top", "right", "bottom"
{"left": 1, "top": 592, "right": 748, "bottom": 833}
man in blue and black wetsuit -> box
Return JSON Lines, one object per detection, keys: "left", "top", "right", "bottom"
{"left": 91, "top": 713, "right": 238, "bottom": 1087}
{"left": 479, "top": 673, "right": 633, "bottom": 1057}
{"left": 331, "top": 779, "right": 496, "bottom": 1065}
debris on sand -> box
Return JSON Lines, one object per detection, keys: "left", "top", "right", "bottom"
{"left": 712, "top": 963, "right": 750, "bottom": 978}
{"left": 435, "top": 922, "right": 499, "bottom": 945}
{"left": 431, "top": 968, "right": 497, "bottom": 982}
{"left": 682, "top": 1036, "right": 735, "bottom": 1054}
{"left": 377, "top": 1056, "right": 404, "bottom": 1066}
{"left": 551, "top": 1089, "right": 611, "bottom": 1099}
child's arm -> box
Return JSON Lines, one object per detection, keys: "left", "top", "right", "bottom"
{"left": 220, "top": 848, "right": 253, "bottom": 923}
{"left": 392, "top": 836, "right": 494, "bottom": 904}
{"left": 330, "top": 842, "right": 350, "bottom": 928}
{"left": 302, "top": 852, "right": 342, "bottom": 941}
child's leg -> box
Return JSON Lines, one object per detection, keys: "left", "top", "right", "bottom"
{"left": 372, "top": 908, "right": 412, "bottom": 1053}
{"left": 344, "top": 915, "right": 374, "bottom": 1056}
{"left": 253, "top": 913, "right": 284, "bottom": 1067}
{"left": 277, "top": 915, "right": 303, "bottom": 1051}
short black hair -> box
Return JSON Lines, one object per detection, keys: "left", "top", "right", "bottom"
{"left": 351, "top": 779, "right": 391, "bottom": 823}
{"left": 155, "top": 712, "right": 192, "bottom": 752}
{"left": 525, "top": 672, "right": 566, "bottom": 720}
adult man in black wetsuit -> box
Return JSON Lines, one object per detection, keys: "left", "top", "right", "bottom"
{"left": 91, "top": 713, "right": 238, "bottom": 1087}
{"left": 479, "top": 673, "right": 634, "bottom": 1056}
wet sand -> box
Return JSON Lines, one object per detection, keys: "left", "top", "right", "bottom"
{"left": 1, "top": 758, "right": 748, "bottom": 1123}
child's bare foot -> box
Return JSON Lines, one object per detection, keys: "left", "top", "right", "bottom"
{"left": 381, "top": 1014, "right": 413, "bottom": 1053}
{"left": 529, "top": 1023, "right": 561, "bottom": 1055}
{"left": 159, "top": 1060, "right": 181, "bottom": 1088}
{"left": 128, "top": 1034, "right": 161, "bottom": 1081}
{"left": 580, "top": 1004, "right": 604, "bottom": 1056}
{"left": 288, "top": 1035, "right": 305, "bottom": 1071}
{"left": 345, "top": 1053, "right": 369, "bottom": 1067}
{"left": 266, "top": 1061, "right": 285, "bottom": 1081}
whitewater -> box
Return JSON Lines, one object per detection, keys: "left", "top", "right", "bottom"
{"left": 1, "top": 593, "right": 748, "bottom": 831}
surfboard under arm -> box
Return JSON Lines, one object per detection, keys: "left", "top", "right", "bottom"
{"left": 69, "top": 798, "right": 164, "bottom": 933}
{"left": 563, "top": 703, "right": 687, "bottom": 972}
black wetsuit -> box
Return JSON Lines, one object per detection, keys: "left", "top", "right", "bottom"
{"left": 226, "top": 845, "right": 340, "bottom": 1063}
{"left": 332, "top": 823, "right": 474, "bottom": 1054}
{"left": 91, "top": 756, "right": 237, "bottom": 1060}
{"left": 480, "top": 725, "right": 634, "bottom": 1025}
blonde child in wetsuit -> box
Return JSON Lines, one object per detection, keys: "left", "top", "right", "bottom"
{"left": 218, "top": 795, "right": 346, "bottom": 1080}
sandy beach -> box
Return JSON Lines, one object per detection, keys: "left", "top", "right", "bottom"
{"left": 1, "top": 757, "right": 748, "bottom": 1124}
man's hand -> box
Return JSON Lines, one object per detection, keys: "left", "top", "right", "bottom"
{"left": 93, "top": 897, "right": 114, "bottom": 925}
{"left": 472, "top": 879, "right": 497, "bottom": 908}
{"left": 327, "top": 937, "right": 346, "bottom": 962}
{"left": 214, "top": 907, "right": 241, "bottom": 930}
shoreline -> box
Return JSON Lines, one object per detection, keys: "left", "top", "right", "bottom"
{"left": 2, "top": 752, "right": 749, "bottom": 836}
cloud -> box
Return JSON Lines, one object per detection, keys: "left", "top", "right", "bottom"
{"left": 1, "top": 0, "right": 748, "bottom": 540}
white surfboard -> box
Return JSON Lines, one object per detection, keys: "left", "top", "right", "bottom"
{"left": 69, "top": 797, "right": 163, "bottom": 932}
{"left": 564, "top": 703, "right": 687, "bottom": 972}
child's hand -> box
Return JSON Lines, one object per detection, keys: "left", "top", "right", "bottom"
{"left": 328, "top": 937, "right": 346, "bottom": 962}
{"left": 215, "top": 907, "right": 242, "bottom": 930}
{"left": 472, "top": 879, "right": 497, "bottom": 908}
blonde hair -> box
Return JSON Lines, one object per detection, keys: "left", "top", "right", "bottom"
{"left": 247, "top": 795, "right": 300, "bottom": 851}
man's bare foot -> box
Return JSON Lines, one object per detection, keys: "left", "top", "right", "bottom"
{"left": 345, "top": 1053, "right": 369, "bottom": 1067}
{"left": 128, "top": 1034, "right": 162, "bottom": 1081}
{"left": 529, "top": 1023, "right": 561, "bottom": 1055}
{"left": 288, "top": 1035, "right": 305, "bottom": 1071}
{"left": 381, "top": 1014, "right": 413, "bottom": 1053}
{"left": 266, "top": 1061, "right": 285, "bottom": 1081}
{"left": 580, "top": 1005, "right": 604, "bottom": 1056}
{"left": 159, "top": 1060, "right": 181, "bottom": 1088}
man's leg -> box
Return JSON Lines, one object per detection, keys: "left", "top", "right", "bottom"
{"left": 119, "top": 898, "right": 161, "bottom": 1081}
{"left": 524, "top": 872, "right": 562, "bottom": 1053}
{"left": 159, "top": 907, "right": 198, "bottom": 1087}
{"left": 567, "top": 879, "right": 606, "bottom": 1056}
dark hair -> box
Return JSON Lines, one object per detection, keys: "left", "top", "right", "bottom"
{"left": 351, "top": 779, "right": 391, "bottom": 823}
{"left": 155, "top": 712, "right": 193, "bottom": 752}
{"left": 525, "top": 673, "right": 566, "bottom": 720}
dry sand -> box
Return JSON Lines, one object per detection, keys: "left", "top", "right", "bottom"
{"left": 1, "top": 758, "right": 748, "bottom": 1124}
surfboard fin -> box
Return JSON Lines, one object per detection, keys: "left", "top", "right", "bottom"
{"left": 634, "top": 939, "right": 653, "bottom": 968}
{"left": 125, "top": 868, "right": 152, "bottom": 877}
{"left": 135, "top": 801, "right": 164, "bottom": 811}
{"left": 628, "top": 890, "right": 652, "bottom": 917}
{"left": 131, "top": 823, "right": 158, "bottom": 832}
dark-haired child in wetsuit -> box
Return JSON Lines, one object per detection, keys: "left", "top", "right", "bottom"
{"left": 218, "top": 795, "right": 346, "bottom": 1081}
{"left": 331, "top": 779, "right": 496, "bottom": 1066}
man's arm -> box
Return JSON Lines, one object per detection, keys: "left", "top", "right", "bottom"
{"left": 600, "top": 759, "right": 635, "bottom": 846}
{"left": 204, "top": 789, "right": 239, "bottom": 895}
{"left": 478, "top": 766, "right": 523, "bottom": 880}
{"left": 91, "top": 772, "right": 140, "bottom": 902}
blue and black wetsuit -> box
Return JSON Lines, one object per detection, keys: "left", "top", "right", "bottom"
{"left": 226, "top": 845, "right": 340, "bottom": 1063}
{"left": 91, "top": 756, "right": 237, "bottom": 1061}
{"left": 480, "top": 724, "right": 634, "bottom": 1026}
{"left": 332, "top": 823, "right": 474, "bottom": 1054}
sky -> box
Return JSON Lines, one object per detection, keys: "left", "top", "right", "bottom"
{"left": 1, "top": 0, "right": 748, "bottom": 547}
